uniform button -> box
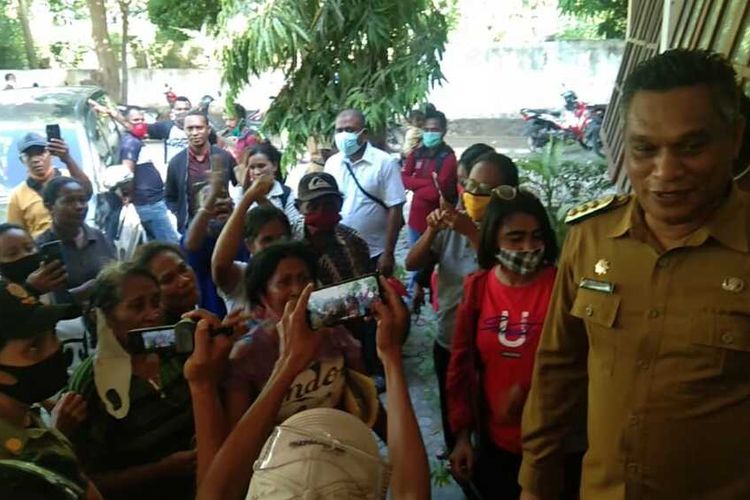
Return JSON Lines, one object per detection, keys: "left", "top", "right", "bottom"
{"left": 585, "top": 305, "right": 594, "bottom": 316}
{"left": 637, "top": 359, "right": 650, "bottom": 370}
{"left": 647, "top": 309, "right": 659, "bottom": 319}
{"left": 626, "top": 463, "right": 640, "bottom": 474}
{"left": 721, "top": 332, "right": 735, "bottom": 344}
{"left": 629, "top": 415, "right": 639, "bottom": 425}
{"left": 4, "top": 437, "right": 22, "bottom": 454}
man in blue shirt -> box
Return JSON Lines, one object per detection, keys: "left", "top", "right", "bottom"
{"left": 120, "top": 107, "right": 179, "bottom": 243}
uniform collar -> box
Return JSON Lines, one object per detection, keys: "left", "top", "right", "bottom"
{"left": 607, "top": 185, "right": 749, "bottom": 253}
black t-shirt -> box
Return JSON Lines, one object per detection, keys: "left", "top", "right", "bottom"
{"left": 119, "top": 133, "right": 164, "bottom": 205}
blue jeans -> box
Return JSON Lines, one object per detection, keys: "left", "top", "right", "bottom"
{"left": 406, "top": 226, "right": 423, "bottom": 298}
{"left": 135, "top": 200, "right": 179, "bottom": 243}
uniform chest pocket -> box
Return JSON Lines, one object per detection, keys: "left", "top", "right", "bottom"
{"left": 570, "top": 288, "right": 621, "bottom": 373}
{"left": 690, "top": 312, "right": 750, "bottom": 380}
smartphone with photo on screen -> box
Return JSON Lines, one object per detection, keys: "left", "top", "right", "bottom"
{"left": 307, "top": 273, "right": 383, "bottom": 330}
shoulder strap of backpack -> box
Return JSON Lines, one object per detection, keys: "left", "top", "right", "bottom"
{"left": 280, "top": 184, "right": 292, "bottom": 209}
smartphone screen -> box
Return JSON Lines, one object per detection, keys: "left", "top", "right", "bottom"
{"left": 128, "top": 326, "right": 177, "bottom": 353}
{"left": 308, "top": 274, "right": 382, "bottom": 330}
{"left": 46, "top": 124, "right": 61, "bottom": 142}
{"left": 39, "top": 240, "right": 64, "bottom": 264}
{"left": 127, "top": 320, "right": 198, "bottom": 354}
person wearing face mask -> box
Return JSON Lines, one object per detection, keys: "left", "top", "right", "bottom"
{"left": 293, "top": 172, "right": 373, "bottom": 285}
{"left": 67, "top": 262, "right": 196, "bottom": 500}
{"left": 120, "top": 107, "right": 179, "bottom": 244}
{"left": 223, "top": 241, "right": 366, "bottom": 428}
{"left": 324, "top": 108, "right": 406, "bottom": 277}
{"left": 445, "top": 189, "right": 579, "bottom": 499}
{"left": 0, "top": 279, "right": 101, "bottom": 499}
{"left": 405, "top": 148, "right": 516, "bottom": 459}
{"left": 0, "top": 223, "right": 67, "bottom": 297}
{"left": 7, "top": 132, "right": 92, "bottom": 239}
{"left": 183, "top": 178, "right": 249, "bottom": 317}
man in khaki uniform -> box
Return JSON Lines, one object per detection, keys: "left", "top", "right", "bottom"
{"left": 519, "top": 50, "right": 749, "bottom": 500}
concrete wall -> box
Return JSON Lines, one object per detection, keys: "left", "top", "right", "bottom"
{"left": 4, "top": 40, "right": 624, "bottom": 119}
{"left": 430, "top": 40, "right": 625, "bottom": 118}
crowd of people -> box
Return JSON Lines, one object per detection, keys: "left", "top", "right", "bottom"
{"left": 0, "top": 47, "right": 749, "bottom": 500}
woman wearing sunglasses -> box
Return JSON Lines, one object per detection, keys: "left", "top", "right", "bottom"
{"left": 405, "top": 151, "right": 518, "bottom": 458}
{"left": 446, "top": 188, "right": 577, "bottom": 499}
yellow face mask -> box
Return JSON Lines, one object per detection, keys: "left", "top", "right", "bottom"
{"left": 462, "top": 192, "right": 491, "bottom": 222}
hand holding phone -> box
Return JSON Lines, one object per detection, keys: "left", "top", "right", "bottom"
{"left": 39, "top": 240, "right": 64, "bottom": 264}
{"left": 46, "top": 124, "right": 61, "bottom": 142}
{"left": 127, "top": 319, "right": 232, "bottom": 354}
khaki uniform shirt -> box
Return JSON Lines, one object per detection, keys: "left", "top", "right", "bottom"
{"left": 0, "top": 411, "right": 87, "bottom": 491}
{"left": 7, "top": 181, "right": 52, "bottom": 238}
{"left": 520, "top": 187, "right": 750, "bottom": 499}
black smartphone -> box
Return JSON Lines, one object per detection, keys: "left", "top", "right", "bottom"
{"left": 39, "top": 240, "right": 64, "bottom": 264}
{"left": 46, "top": 124, "right": 61, "bottom": 142}
{"left": 307, "top": 273, "right": 383, "bottom": 330}
{"left": 127, "top": 319, "right": 231, "bottom": 354}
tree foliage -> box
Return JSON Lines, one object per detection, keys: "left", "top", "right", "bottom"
{"left": 559, "top": 0, "right": 627, "bottom": 39}
{"left": 147, "top": 0, "right": 221, "bottom": 40}
{"left": 220, "top": 0, "right": 453, "bottom": 163}
{"left": 0, "top": 2, "right": 28, "bottom": 69}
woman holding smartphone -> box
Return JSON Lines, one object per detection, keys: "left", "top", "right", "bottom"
{"left": 446, "top": 188, "right": 582, "bottom": 499}
{"left": 223, "top": 240, "right": 367, "bottom": 427}
{"left": 67, "top": 261, "right": 197, "bottom": 500}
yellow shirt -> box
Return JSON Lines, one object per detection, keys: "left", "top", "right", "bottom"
{"left": 520, "top": 187, "right": 750, "bottom": 500}
{"left": 6, "top": 181, "right": 51, "bottom": 238}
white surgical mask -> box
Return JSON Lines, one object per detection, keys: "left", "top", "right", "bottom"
{"left": 335, "top": 131, "right": 363, "bottom": 157}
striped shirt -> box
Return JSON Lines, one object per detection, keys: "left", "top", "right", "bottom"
{"left": 68, "top": 354, "right": 195, "bottom": 500}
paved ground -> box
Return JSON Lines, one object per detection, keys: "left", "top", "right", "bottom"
{"left": 391, "top": 225, "right": 465, "bottom": 499}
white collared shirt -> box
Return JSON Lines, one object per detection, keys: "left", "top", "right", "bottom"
{"left": 324, "top": 143, "right": 406, "bottom": 257}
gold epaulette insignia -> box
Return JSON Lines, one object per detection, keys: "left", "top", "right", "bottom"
{"left": 564, "top": 194, "right": 629, "bottom": 224}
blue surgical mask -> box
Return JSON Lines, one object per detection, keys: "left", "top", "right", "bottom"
{"left": 422, "top": 131, "right": 443, "bottom": 148}
{"left": 335, "top": 131, "right": 363, "bottom": 157}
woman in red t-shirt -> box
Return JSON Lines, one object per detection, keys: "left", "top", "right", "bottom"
{"left": 446, "top": 188, "right": 568, "bottom": 499}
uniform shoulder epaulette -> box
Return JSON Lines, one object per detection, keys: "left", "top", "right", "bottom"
{"left": 564, "top": 193, "right": 630, "bottom": 225}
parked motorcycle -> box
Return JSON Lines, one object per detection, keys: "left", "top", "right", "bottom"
{"left": 520, "top": 90, "right": 606, "bottom": 157}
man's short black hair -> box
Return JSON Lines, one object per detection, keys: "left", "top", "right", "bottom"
{"left": 174, "top": 96, "right": 191, "bottom": 107}
{"left": 472, "top": 152, "right": 520, "bottom": 187}
{"left": 133, "top": 241, "right": 185, "bottom": 269}
{"left": 4, "top": 73, "right": 14, "bottom": 82}
{"left": 338, "top": 108, "right": 367, "bottom": 129}
{"left": 621, "top": 49, "right": 741, "bottom": 128}
{"left": 42, "top": 177, "right": 84, "bottom": 208}
{"left": 477, "top": 189, "right": 558, "bottom": 270}
{"left": 424, "top": 109, "right": 447, "bottom": 130}
{"left": 183, "top": 109, "right": 208, "bottom": 125}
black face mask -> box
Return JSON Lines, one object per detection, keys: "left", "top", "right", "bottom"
{"left": 0, "top": 347, "right": 68, "bottom": 405}
{"left": 0, "top": 253, "right": 42, "bottom": 284}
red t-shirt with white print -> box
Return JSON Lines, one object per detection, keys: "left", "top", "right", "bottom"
{"left": 476, "top": 265, "right": 556, "bottom": 454}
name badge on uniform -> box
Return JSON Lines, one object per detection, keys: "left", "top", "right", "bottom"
{"left": 579, "top": 278, "right": 614, "bottom": 294}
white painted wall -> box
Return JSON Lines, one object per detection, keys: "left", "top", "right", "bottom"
{"left": 4, "top": 40, "right": 624, "bottom": 119}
